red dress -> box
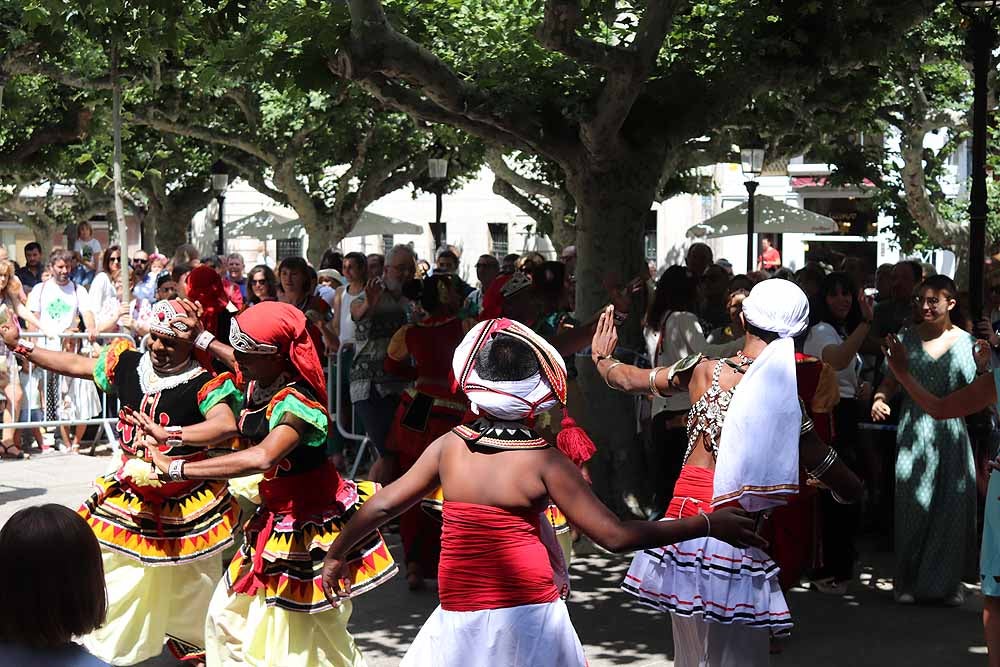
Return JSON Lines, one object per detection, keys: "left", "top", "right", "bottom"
{"left": 763, "top": 353, "right": 839, "bottom": 589}
{"left": 384, "top": 316, "right": 470, "bottom": 574}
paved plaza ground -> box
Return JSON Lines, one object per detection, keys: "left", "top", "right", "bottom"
{"left": 0, "top": 451, "right": 988, "bottom": 666}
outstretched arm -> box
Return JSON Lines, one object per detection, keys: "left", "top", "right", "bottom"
{"left": 884, "top": 334, "right": 996, "bottom": 419}
{"left": 322, "top": 437, "right": 443, "bottom": 600}
{"left": 0, "top": 324, "right": 97, "bottom": 380}
{"left": 149, "top": 416, "right": 304, "bottom": 479}
{"left": 591, "top": 306, "right": 700, "bottom": 395}
{"left": 542, "top": 449, "right": 764, "bottom": 553}
{"left": 122, "top": 403, "right": 240, "bottom": 448}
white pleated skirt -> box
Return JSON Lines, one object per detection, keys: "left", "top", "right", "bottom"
{"left": 622, "top": 530, "right": 792, "bottom": 635}
{"left": 401, "top": 599, "right": 586, "bottom": 667}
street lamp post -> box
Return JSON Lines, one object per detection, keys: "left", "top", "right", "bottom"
{"left": 211, "top": 160, "right": 229, "bottom": 257}
{"left": 428, "top": 157, "right": 449, "bottom": 253}
{"left": 740, "top": 146, "right": 765, "bottom": 273}
{"left": 958, "top": 1, "right": 998, "bottom": 321}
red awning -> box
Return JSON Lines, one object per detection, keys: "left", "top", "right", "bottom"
{"left": 791, "top": 176, "right": 875, "bottom": 189}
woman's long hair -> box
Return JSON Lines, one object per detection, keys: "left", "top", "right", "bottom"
{"left": 813, "top": 272, "right": 863, "bottom": 335}
{"left": 645, "top": 265, "right": 697, "bottom": 329}
{"left": 246, "top": 265, "right": 278, "bottom": 305}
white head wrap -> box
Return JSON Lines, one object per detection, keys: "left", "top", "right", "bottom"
{"left": 712, "top": 279, "right": 810, "bottom": 511}
{"left": 452, "top": 318, "right": 567, "bottom": 421}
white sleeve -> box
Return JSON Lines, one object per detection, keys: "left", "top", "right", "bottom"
{"left": 803, "top": 323, "right": 841, "bottom": 359}
{"left": 27, "top": 283, "right": 41, "bottom": 313}
{"left": 77, "top": 284, "right": 94, "bottom": 314}
{"left": 673, "top": 312, "right": 708, "bottom": 355}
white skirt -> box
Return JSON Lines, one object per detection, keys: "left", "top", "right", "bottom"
{"left": 621, "top": 531, "right": 792, "bottom": 634}
{"left": 401, "top": 600, "right": 586, "bottom": 667}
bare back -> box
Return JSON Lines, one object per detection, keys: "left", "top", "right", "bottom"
{"left": 685, "top": 356, "right": 748, "bottom": 470}
{"left": 437, "top": 432, "right": 556, "bottom": 514}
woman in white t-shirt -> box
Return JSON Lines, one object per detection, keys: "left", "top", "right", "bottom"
{"left": 802, "top": 271, "right": 874, "bottom": 594}
{"left": 89, "top": 245, "right": 131, "bottom": 334}
{"left": 643, "top": 265, "right": 742, "bottom": 510}
{"left": 74, "top": 221, "right": 102, "bottom": 273}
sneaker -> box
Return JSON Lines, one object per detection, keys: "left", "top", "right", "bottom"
{"left": 944, "top": 589, "right": 965, "bottom": 607}
{"left": 812, "top": 577, "right": 849, "bottom": 595}
{"left": 895, "top": 592, "right": 915, "bottom": 604}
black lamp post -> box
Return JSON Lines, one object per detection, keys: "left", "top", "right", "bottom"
{"left": 211, "top": 160, "right": 229, "bottom": 257}
{"left": 428, "top": 157, "right": 449, "bottom": 252}
{"left": 740, "top": 145, "right": 765, "bottom": 272}
{"left": 958, "top": 1, "right": 998, "bottom": 321}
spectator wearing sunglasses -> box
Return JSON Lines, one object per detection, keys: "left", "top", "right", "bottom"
{"left": 130, "top": 251, "right": 156, "bottom": 302}
{"left": 245, "top": 265, "right": 278, "bottom": 306}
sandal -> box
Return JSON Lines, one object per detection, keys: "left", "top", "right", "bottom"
{"left": 0, "top": 442, "right": 28, "bottom": 460}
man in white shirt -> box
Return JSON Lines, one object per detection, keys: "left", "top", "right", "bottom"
{"left": 28, "top": 249, "right": 95, "bottom": 423}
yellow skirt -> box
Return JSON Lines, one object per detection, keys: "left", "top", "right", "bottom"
{"left": 205, "top": 578, "right": 367, "bottom": 667}
{"left": 83, "top": 549, "right": 221, "bottom": 665}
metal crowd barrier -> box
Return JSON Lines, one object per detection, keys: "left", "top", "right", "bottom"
{"left": 328, "top": 344, "right": 376, "bottom": 480}
{"left": 2, "top": 331, "right": 137, "bottom": 453}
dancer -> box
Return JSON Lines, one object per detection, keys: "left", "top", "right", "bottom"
{"left": 0, "top": 300, "right": 242, "bottom": 665}
{"left": 871, "top": 275, "right": 977, "bottom": 605}
{"left": 383, "top": 274, "right": 469, "bottom": 589}
{"left": 592, "top": 279, "right": 862, "bottom": 667}
{"left": 137, "top": 301, "right": 396, "bottom": 667}
{"left": 322, "top": 318, "right": 764, "bottom": 667}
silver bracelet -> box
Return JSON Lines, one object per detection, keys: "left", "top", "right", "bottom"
{"left": 167, "top": 459, "right": 186, "bottom": 482}
{"left": 702, "top": 512, "right": 711, "bottom": 538}
{"left": 194, "top": 331, "right": 216, "bottom": 350}
{"left": 807, "top": 448, "right": 838, "bottom": 480}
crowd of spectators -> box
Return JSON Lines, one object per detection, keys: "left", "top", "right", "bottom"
{"left": 3, "top": 222, "right": 993, "bottom": 618}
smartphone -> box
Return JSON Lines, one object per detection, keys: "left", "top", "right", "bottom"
{"left": 863, "top": 287, "right": 878, "bottom": 298}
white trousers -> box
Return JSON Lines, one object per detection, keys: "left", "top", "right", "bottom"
{"left": 670, "top": 613, "right": 769, "bottom": 667}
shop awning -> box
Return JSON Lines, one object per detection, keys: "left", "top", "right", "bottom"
{"left": 791, "top": 176, "right": 876, "bottom": 189}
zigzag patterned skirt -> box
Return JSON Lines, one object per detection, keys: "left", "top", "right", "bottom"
{"left": 78, "top": 463, "right": 238, "bottom": 565}
{"left": 224, "top": 475, "right": 397, "bottom": 613}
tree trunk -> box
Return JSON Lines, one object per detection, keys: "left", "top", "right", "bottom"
{"left": 567, "top": 167, "right": 658, "bottom": 516}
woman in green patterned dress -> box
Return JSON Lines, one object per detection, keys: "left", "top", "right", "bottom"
{"left": 872, "top": 275, "right": 977, "bottom": 605}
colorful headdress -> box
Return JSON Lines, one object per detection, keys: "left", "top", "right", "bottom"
{"left": 148, "top": 300, "right": 193, "bottom": 339}
{"left": 230, "top": 302, "right": 327, "bottom": 405}
{"left": 453, "top": 318, "right": 566, "bottom": 420}
{"left": 452, "top": 318, "right": 595, "bottom": 465}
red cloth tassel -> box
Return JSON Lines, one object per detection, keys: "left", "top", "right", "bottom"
{"left": 556, "top": 409, "right": 596, "bottom": 467}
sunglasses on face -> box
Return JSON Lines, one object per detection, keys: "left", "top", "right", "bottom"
{"left": 132, "top": 259, "right": 148, "bottom": 265}
{"left": 251, "top": 278, "right": 268, "bottom": 285}
{"left": 109, "top": 256, "right": 121, "bottom": 264}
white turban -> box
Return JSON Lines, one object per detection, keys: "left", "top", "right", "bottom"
{"left": 452, "top": 318, "right": 567, "bottom": 421}
{"left": 713, "top": 279, "right": 810, "bottom": 511}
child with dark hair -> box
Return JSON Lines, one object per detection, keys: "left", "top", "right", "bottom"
{"left": 0, "top": 504, "right": 109, "bottom": 666}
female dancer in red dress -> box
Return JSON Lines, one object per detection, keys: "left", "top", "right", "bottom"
{"left": 382, "top": 274, "right": 470, "bottom": 589}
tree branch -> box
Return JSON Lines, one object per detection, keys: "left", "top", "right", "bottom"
{"left": 130, "top": 112, "right": 279, "bottom": 165}
{"left": 492, "top": 175, "right": 553, "bottom": 232}
{"left": 582, "top": 0, "right": 686, "bottom": 159}
{"left": 334, "top": 0, "right": 565, "bottom": 161}
{"left": 536, "top": 0, "right": 634, "bottom": 72}
{"left": 1, "top": 48, "right": 117, "bottom": 90}
{"left": 484, "top": 148, "right": 565, "bottom": 201}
